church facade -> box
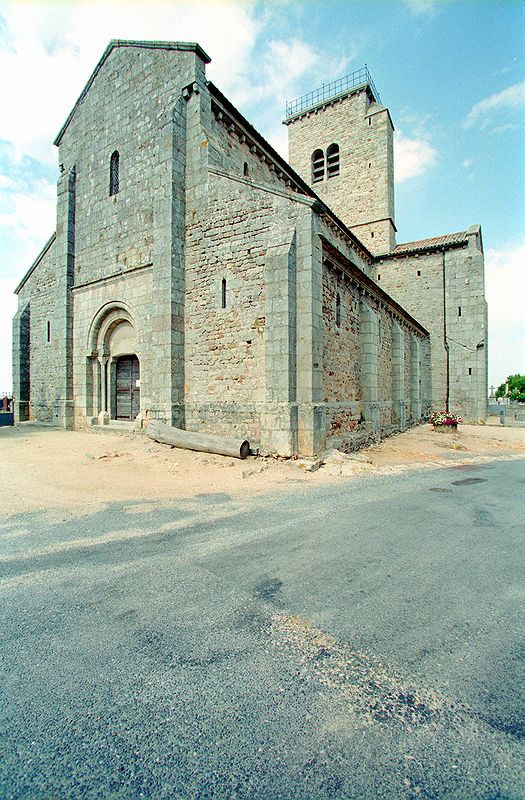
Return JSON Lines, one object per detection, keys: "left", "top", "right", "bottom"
{"left": 13, "top": 40, "right": 487, "bottom": 456}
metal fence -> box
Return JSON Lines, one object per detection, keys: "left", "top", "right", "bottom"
{"left": 285, "top": 66, "right": 381, "bottom": 118}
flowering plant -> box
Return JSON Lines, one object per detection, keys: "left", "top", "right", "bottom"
{"left": 430, "top": 411, "right": 462, "bottom": 427}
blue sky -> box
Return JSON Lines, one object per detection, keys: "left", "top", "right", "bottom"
{"left": 0, "top": 0, "right": 524, "bottom": 395}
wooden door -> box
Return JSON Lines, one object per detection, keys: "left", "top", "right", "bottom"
{"left": 116, "top": 355, "right": 140, "bottom": 420}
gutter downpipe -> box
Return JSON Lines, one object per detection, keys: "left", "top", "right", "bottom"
{"left": 442, "top": 248, "right": 449, "bottom": 412}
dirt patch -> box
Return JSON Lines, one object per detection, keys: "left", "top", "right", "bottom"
{"left": 1, "top": 419, "right": 523, "bottom": 514}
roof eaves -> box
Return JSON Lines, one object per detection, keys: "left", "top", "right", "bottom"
{"left": 207, "top": 81, "right": 374, "bottom": 262}
{"left": 15, "top": 233, "right": 56, "bottom": 294}
{"left": 54, "top": 39, "right": 211, "bottom": 147}
{"left": 382, "top": 231, "right": 469, "bottom": 259}
{"left": 321, "top": 236, "right": 429, "bottom": 337}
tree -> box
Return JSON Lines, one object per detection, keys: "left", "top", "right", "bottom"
{"left": 495, "top": 374, "right": 525, "bottom": 403}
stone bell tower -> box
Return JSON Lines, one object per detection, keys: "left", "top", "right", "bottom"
{"left": 285, "top": 67, "right": 396, "bottom": 255}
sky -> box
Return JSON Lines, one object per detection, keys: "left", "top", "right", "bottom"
{"left": 0, "top": 0, "right": 524, "bottom": 395}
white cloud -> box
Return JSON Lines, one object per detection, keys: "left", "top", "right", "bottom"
{"left": 0, "top": 0, "right": 265, "bottom": 165}
{"left": 0, "top": 177, "right": 56, "bottom": 246}
{"left": 394, "top": 130, "right": 437, "bottom": 182}
{"left": 404, "top": 0, "right": 437, "bottom": 15}
{"left": 464, "top": 81, "right": 525, "bottom": 129}
{"left": 485, "top": 243, "right": 525, "bottom": 387}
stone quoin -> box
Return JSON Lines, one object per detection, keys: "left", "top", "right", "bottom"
{"left": 12, "top": 40, "right": 488, "bottom": 456}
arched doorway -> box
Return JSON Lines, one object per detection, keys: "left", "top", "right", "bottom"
{"left": 86, "top": 303, "right": 141, "bottom": 425}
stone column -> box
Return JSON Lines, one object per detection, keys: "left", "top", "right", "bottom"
{"left": 98, "top": 356, "right": 109, "bottom": 425}
{"left": 91, "top": 357, "right": 101, "bottom": 424}
{"left": 53, "top": 166, "right": 76, "bottom": 428}
{"left": 392, "top": 321, "right": 405, "bottom": 428}
{"left": 359, "top": 299, "right": 379, "bottom": 435}
{"left": 295, "top": 207, "right": 325, "bottom": 456}
{"left": 12, "top": 303, "right": 31, "bottom": 422}
{"left": 261, "top": 232, "right": 298, "bottom": 455}
{"left": 410, "top": 336, "right": 421, "bottom": 421}
{"left": 108, "top": 358, "right": 117, "bottom": 420}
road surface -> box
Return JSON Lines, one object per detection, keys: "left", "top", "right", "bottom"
{"left": 1, "top": 458, "right": 523, "bottom": 799}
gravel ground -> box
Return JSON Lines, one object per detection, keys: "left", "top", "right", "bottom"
{"left": 1, "top": 423, "right": 524, "bottom": 799}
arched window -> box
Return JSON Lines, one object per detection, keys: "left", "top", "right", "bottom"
{"left": 221, "top": 278, "right": 227, "bottom": 309}
{"left": 335, "top": 292, "right": 341, "bottom": 328}
{"left": 311, "top": 149, "right": 325, "bottom": 183}
{"left": 326, "top": 143, "right": 340, "bottom": 178}
{"left": 109, "top": 150, "right": 120, "bottom": 196}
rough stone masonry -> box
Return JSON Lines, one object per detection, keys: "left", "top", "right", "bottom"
{"left": 13, "top": 40, "right": 487, "bottom": 456}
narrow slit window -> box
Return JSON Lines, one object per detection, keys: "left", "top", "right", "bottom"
{"left": 221, "top": 278, "right": 227, "bottom": 309}
{"left": 335, "top": 292, "right": 341, "bottom": 328}
{"left": 468, "top": 367, "right": 472, "bottom": 375}
{"left": 47, "top": 320, "right": 50, "bottom": 342}
{"left": 109, "top": 150, "right": 120, "bottom": 196}
{"left": 311, "top": 149, "right": 325, "bottom": 183}
{"left": 417, "top": 270, "right": 421, "bottom": 277}
{"left": 458, "top": 306, "right": 462, "bottom": 317}
{"left": 243, "top": 162, "right": 249, "bottom": 177}
{"left": 326, "top": 143, "right": 340, "bottom": 178}
{"left": 377, "top": 274, "right": 381, "bottom": 281}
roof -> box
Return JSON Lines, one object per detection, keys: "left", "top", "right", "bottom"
{"left": 388, "top": 230, "right": 469, "bottom": 257}
{"left": 207, "top": 81, "right": 375, "bottom": 262}
{"left": 54, "top": 40, "right": 211, "bottom": 146}
{"left": 15, "top": 233, "right": 56, "bottom": 294}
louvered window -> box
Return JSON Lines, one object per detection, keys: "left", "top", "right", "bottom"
{"left": 326, "top": 143, "right": 340, "bottom": 178}
{"left": 311, "top": 149, "right": 325, "bottom": 183}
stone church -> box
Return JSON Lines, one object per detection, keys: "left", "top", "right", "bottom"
{"left": 13, "top": 40, "right": 488, "bottom": 456}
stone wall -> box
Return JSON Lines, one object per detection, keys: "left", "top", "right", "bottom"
{"left": 53, "top": 43, "right": 208, "bottom": 427}
{"left": 13, "top": 238, "right": 60, "bottom": 421}
{"left": 376, "top": 230, "right": 487, "bottom": 422}
{"left": 321, "top": 253, "right": 430, "bottom": 453}
{"left": 286, "top": 87, "right": 396, "bottom": 255}
{"left": 56, "top": 45, "right": 201, "bottom": 285}
{"left": 71, "top": 266, "right": 153, "bottom": 428}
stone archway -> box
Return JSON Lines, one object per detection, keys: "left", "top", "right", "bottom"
{"left": 86, "top": 302, "right": 140, "bottom": 425}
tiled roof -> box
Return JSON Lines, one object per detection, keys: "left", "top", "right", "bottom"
{"left": 390, "top": 230, "right": 469, "bottom": 256}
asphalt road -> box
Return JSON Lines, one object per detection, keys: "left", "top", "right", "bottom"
{"left": 1, "top": 459, "right": 524, "bottom": 799}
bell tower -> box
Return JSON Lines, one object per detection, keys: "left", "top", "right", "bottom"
{"left": 285, "top": 68, "right": 396, "bottom": 255}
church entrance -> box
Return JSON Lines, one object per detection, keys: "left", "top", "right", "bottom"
{"left": 115, "top": 355, "right": 140, "bottom": 420}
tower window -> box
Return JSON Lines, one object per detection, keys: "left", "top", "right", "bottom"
{"left": 243, "top": 162, "right": 249, "bottom": 177}
{"left": 458, "top": 306, "right": 462, "bottom": 317}
{"left": 335, "top": 292, "right": 341, "bottom": 328}
{"left": 221, "top": 278, "right": 227, "bottom": 309}
{"left": 417, "top": 270, "right": 421, "bottom": 277}
{"left": 311, "top": 149, "right": 325, "bottom": 183}
{"left": 468, "top": 367, "right": 472, "bottom": 376}
{"left": 326, "top": 143, "right": 340, "bottom": 178}
{"left": 47, "top": 320, "right": 50, "bottom": 342}
{"left": 377, "top": 274, "right": 381, "bottom": 281}
{"left": 371, "top": 231, "right": 374, "bottom": 239}
{"left": 109, "top": 150, "right": 120, "bottom": 196}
